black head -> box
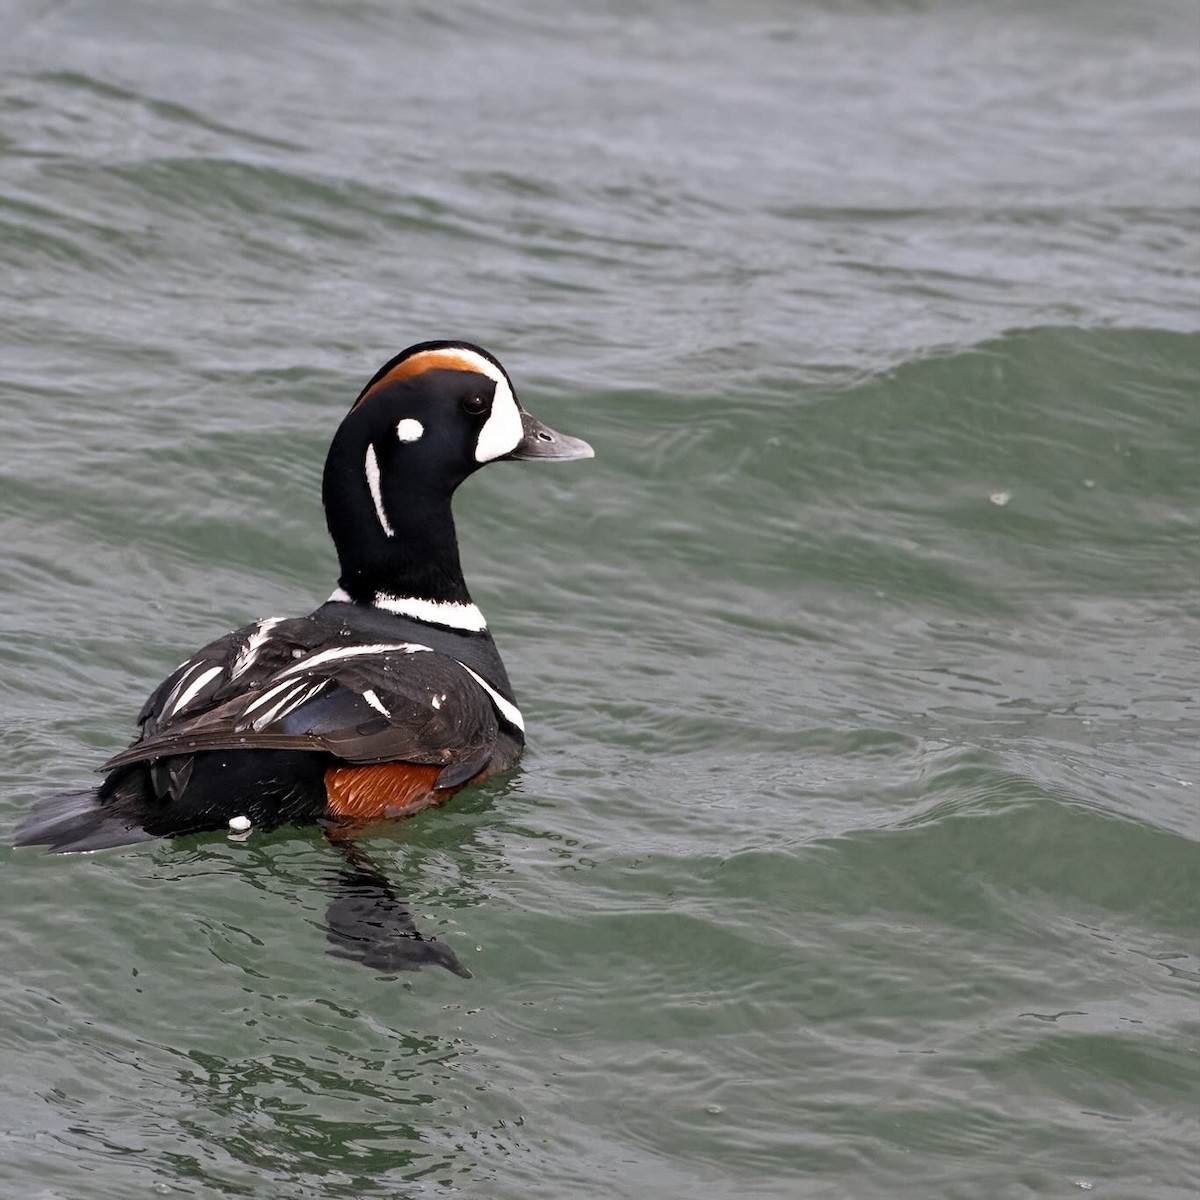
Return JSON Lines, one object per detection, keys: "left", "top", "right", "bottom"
{"left": 322, "top": 341, "right": 593, "bottom": 604}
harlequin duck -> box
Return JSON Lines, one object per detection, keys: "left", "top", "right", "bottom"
{"left": 15, "top": 341, "right": 593, "bottom": 853}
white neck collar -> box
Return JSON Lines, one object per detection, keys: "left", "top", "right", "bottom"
{"left": 327, "top": 588, "right": 488, "bottom": 632}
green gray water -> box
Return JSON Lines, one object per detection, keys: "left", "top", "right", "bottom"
{"left": 2, "top": 2, "right": 1198, "bottom": 1197}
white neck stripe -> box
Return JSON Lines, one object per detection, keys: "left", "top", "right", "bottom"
{"left": 326, "top": 588, "right": 487, "bottom": 632}
{"left": 364, "top": 444, "right": 394, "bottom": 537}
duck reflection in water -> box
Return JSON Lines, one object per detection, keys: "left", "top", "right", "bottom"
{"left": 323, "top": 830, "right": 472, "bottom": 978}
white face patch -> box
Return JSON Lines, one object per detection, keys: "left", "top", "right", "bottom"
{"left": 364, "top": 444, "right": 394, "bottom": 537}
{"left": 412, "top": 346, "right": 522, "bottom": 464}
{"left": 396, "top": 418, "right": 424, "bottom": 443}
{"left": 475, "top": 374, "right": 523, "bottom": 463}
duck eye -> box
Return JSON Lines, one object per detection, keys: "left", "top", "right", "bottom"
{"left": 461, "top": 394, "right": 489, "bottom": 416}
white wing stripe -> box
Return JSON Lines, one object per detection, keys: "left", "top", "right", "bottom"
{"left": 249, "top": 680, "right": 326, "bottom": 731}
{"left": 455, "top": 661, "right": 525, "bottom": 732}
{"left": 276, "top": 642, "right": 432, "bottom": 678}
{"left": 236, "top": 642, "right": 522, "bottom": 734}
{"left": 242, "top": 677, "right": 302, "bottom": 717}
{"left": 162, "top": 662, "right": 223, "bottom": 720}
{"left": 161, "top": 659, "right": 209, "bottom": 713}
{"left": 231, "top": 616, "right": 285, "bottom": 679}
{"left": 249, "top": 684, "right": 304, "bottom": 731}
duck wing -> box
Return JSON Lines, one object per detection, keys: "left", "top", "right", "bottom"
{"left": 103, "top": 618, "right": 508, "bottom": 789}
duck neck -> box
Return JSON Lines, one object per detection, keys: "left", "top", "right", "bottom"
{"left": 334, "top": 492, "right": 472, "bottom": 606}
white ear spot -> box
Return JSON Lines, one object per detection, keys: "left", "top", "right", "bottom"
{"left": 396, "top": 418, "right": 424, "bottom": 443}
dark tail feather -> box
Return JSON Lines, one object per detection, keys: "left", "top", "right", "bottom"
{"left": 12, "top": 789, "right": 154, "bottom": 853}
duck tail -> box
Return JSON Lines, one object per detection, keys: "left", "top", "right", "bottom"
{"left": 12, "top": 787, "right": 154, "bottom": 853}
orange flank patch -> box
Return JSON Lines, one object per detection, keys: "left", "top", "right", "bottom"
{"left": 354, "top": 350, "right": 490, "bottom": 409}
{"left": 324, "top": 762, "right": 446, "bottom": 821}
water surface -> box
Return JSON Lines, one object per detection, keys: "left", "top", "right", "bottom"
{"left": 2, "top": 2, "right": 1198, "bottom": 1197}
